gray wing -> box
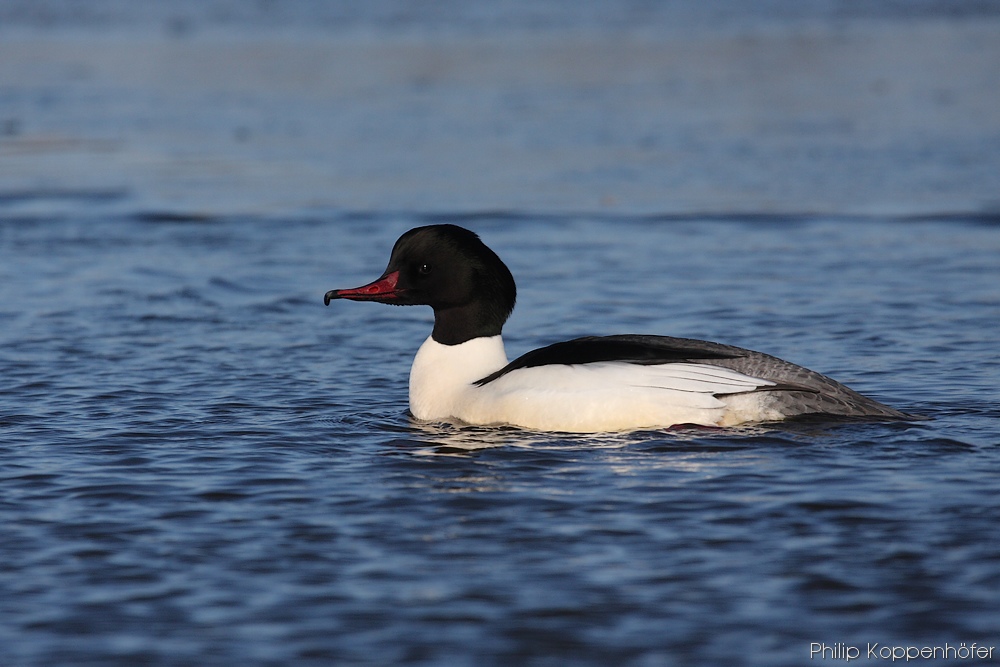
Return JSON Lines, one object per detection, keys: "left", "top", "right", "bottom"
{"left": 482, "top": 334, "right": 913, "bottom": 419}
{"left": 673, "top": 339, "right": 912, "bottom": 419}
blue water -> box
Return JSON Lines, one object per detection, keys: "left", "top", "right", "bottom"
{"left": 2, "top": 213, "right": 999, "bottom": 666}
{"left": 3, "top": 1, "right": 1000, "bottom": 664}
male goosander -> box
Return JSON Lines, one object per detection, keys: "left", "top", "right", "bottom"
{"left": 325, "top": 224, "right": 911, "bottom": 432}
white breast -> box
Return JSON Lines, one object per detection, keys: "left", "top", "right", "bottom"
{"left": 408, "top": 335, "right": 509, "bottom": 422}
{"left": 408, "top": 336, "right": 787, "bottom": 432}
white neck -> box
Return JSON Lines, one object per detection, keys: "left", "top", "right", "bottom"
{"left": 408, "top": 335, "right": 508, "bottom": 421}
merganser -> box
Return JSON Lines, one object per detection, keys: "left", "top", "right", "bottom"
{"left": 325, "top": 224, "right": 912, "bottom": 432}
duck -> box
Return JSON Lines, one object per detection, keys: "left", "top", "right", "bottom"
{"left": 324, "top": 224, "right": 912, "bottom": 432}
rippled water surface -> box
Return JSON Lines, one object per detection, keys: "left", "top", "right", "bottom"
{"left": 2, "top": 214, "right": 999, "bottom": 666}
{"left": 3, "top": 0, "right": 1000, "bottom": 663}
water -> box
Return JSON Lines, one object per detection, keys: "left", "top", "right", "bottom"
{"left": 3, "top": 2, "right": 1000, "bottom": 217}
{"left": 1, "top": 214, "right": 998, "bottom": 666}
{"left": 3, "top": 2, "right": 1000, "bottom": 666}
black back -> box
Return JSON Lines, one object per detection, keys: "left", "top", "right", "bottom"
{"left": 475, "top": 334, "right": 744, "bottom": 385}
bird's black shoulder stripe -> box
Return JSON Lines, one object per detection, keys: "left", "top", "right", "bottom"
{"left": 474, "top": 334, "right": 745, "bottom": 386}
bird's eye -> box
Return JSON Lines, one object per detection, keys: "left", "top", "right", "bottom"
{"left": 418, "top": 263, "right": 432, "bottom": 275}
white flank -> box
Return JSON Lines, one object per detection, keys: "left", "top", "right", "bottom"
{"left": 408, "top": 336, "right": 787, "bottom": 432}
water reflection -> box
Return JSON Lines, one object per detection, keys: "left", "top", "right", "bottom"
{"left": 397, "top": 418, "right": 639, "bottom": 456}
{"left": 394, "top": 413, "right": 845, "bottom": 457}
